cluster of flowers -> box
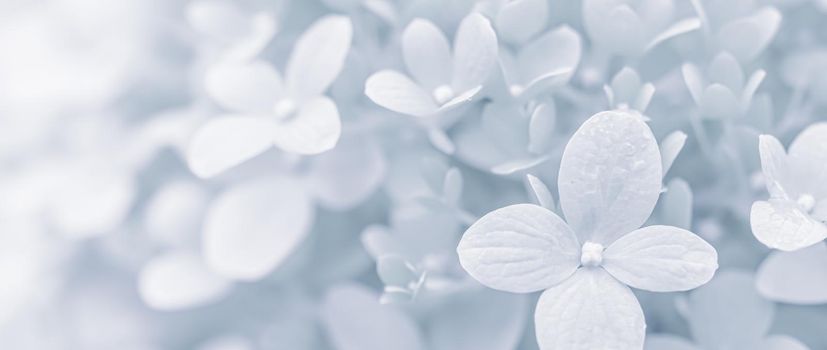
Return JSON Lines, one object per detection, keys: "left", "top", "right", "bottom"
{"left": 1, "top": 0, "right": 827, "bottom": 349}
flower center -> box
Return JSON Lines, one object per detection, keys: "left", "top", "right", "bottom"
{"left": 432, "top": 85, "right": 454, "bottom": 105}
{"left": 797, "top": 194, "right": 816, "bottom": 213}
{"left": 580, "top": 241, "right": 604, "bottom": 267}
{"left": 274, "top": 99, "right": 297, "bottom": 120}
{"left": 509, "top": 84, "right": 524, "bottom": 96}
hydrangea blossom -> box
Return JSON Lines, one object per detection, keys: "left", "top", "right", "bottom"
{"left": 751, "top": 123, "right": 827, "bottom": 251}
{"left": 187, "top": 15, "right": 353, "bottom": 178}
{"left": 457, "top": 111, "right": 718, "bottom": 349}
{"left": 364, "top": 13, "right": 497, "bottom": 118}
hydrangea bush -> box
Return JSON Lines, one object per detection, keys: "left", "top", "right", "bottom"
{"left": 1, "top": 0, "right": 826, "bottom": 349}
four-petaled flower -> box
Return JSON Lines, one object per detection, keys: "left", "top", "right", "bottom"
{"left": 364, "top": 13, "right": 497, "bottom": 117}
{"left": 187, "top": 15, "right": 353, "bottom": 178}
{"left": 751, "top": 123, "right": 827, "bottom": 251}
{"left": 457, "top": 111, "right": 719, "bottom": 350}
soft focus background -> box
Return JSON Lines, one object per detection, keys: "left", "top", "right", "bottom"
{"left": 1, "top": 0, "right": 827, "bottom": 349}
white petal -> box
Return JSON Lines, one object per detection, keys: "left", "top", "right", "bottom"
{"left": 644, "top": 335, "right": 700, "bottom": 350}
{"left": 187, "top": 116, "right": 277, "bottom": 178}
{"left": 224, "top": 13, "right": 277, "bottom": 62}
{"left": 688, "top": 270, "right": 774, "bottom": 349}
{"left": 756, "top": 242, "right": 827, "bottom": 304}
{"left": 402, "top": 19, "right": 452, "bottom": 90}
{"left": 716, "top": 7, "right": 781, "bottom": 62}
{"left": 682, "top": 63, "right": 705, "bottom": 106}
{"left": 708, "top": 52, "right": 745, "bottom": 92}
{"left": 758, "top": 134, "right": 791, "bottom": 199}
{"left": 451, "top": 13, "right": 498, "bottom": 92}
{"left": 321, "top": 284, "right": 426, "bottom": 350}
{"left": 633, "top": 82, "right": 655, "bottom": 112}
{"left": 528, "top": 102, "right": 556, "bottom": 154}
{"left": 138, "top": 252, "right": 231, "bottom": 310}
{"left": 285, "top": 15, "right": 352, "bottom": 102}
{"left": 582, "top": 0, "right": 646, "bottom": 56}
{"left": 272, "top": 96, "right": 341, "bottom": 155}
{"left": 660, "top": 130, "right": 687, "bottom": 175}
{"left": 457, "top": 204, "right": 580, "bottom": 293}
{"left": 645, "top": 17, "right": 701, "bottom": 52}
{"left": 759, "top": 335, "right": 810, "bottom": 350}
{"left": 535, "top": 268, "right": 645, "bottom": 350}
{"left": 700, "top": 84, "right": 739, "bottom": 119}
{"left": 750, "top": 200, "right": 827, "bottom": 252}
{"left": 490, "top": 156, "right": 548, "bottom": 175}
{"left": 365, "top": 70, "right": 439, "bottom": 117}
{"left": 740, "top": 69, "right": 766, "bottom": 111}
{"left": 205, "top": 61, "right": 283, "bottom": 113}
{"left": 526, "top": 174, "right": 556, "bottom": 211}
{"left": 558, "top": 110, "right": 663, "bottom": 245}
{"left": 603, "top": 225, "right": 718, "bottom": 292}
{"left": 306, "top": 135, "right": 386, "bottom": 210}
{"left": 429, "top": 290, "right": 528, "bottom": 350}
{"left": 788, "top": 122, "right": 827, "bottom": 198}
{"left": 143, "top": 181, "right": 209, "bottom": 247}
{"left": 203, "top": 178, "right": 313, "bottom": 280}
{"left": 516, "top": 26, "right": 581, "bottom": 89}
{"left": 495, "top": 0, "right": 548, "bottom": 45}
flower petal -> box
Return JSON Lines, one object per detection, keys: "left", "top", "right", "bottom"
{"left": 644, "top": 335, "right": 700, "bottom": 350}
{"left": 716, "top": 7, "right": 781, "bottom": 62}
{"left": 365, "top": 70, "right": 439, "bottom": 117}
{"left": 205, "top": 61, "right": 283, "bottom": 113}
{"left": 402, "top": 19, "right": 452, "bottom": 91}
{"left": 758, "top": 134, "right": 792, "bottom": 199}
{"left": 138, "top": 251, "right": 231, "bottom": 310}
{"left": 603, "top": 225, "right": 718, "bottom": 292}
{"left": 451, "top": 13, "right": 498, "bottom": 93}
{"left": 306, "top": 135, "right": 386, "bottom": 210}
{"left": 516, "top": 25, "right": 581, "bottom": 89}
{"left": 321, "top": 284, "right": 426, "bottom": 350}
{"left": 788, "top": 122, "right": 827, "bottom": 198}
{"left": 750, "top": 200, "right": 827, "bottom": 251}
{"left": 187, "top": 116, "right": 277, "bottom": 178}
{"left": 457, "top": 204, "right": 580, "bottom": 293}
{"left": 660, "top": 130, "right": 687, "bottom": 175}
{"left": 756, "top": 242, "right": 827, "bottom": 304}
{"left": 535, "top": 268, "right": 645, "bottom": 350}
{"left": 688, "top": 270, "right": 774, "bottom": 350}
{"left": 558, "top": 110, "right": 663, "bottom": 245}
{"left": 272, "top": 96, "right": 341, "bottom": 155}
{"left": 285, "top": 15, "right": 352, "bottom": 102}
{"left": 203, "top": 178, "right": 314, "bottom": 280}
{"left": 495, "top": 0, "right": 548, "bottom": 45}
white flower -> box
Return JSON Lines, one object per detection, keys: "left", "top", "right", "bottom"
{"left": 457, "top": 111, "right": 718, "bottom": 350}
{"left": 187, "top": 15, "right": 353, "bottom": 178}
{"left": 364, "top": 13, "right": 497, "bottom": 117}
{"left": 682, "top": 52, "right": 766, "bottom": 120}
{"left": 751, "top": 123, "right": 827, "bottom": 251}
{"left": 645, "top": 270, "right": 810, "bottom": 350}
